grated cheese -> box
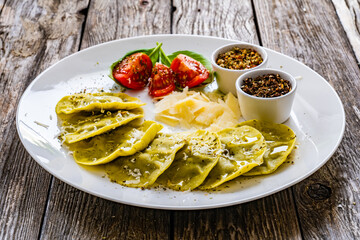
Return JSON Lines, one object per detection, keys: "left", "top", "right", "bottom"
{"left": 155, "top": 88, "right": 241, "bottom": 131}
{"left": 34, "top": 121, "right": 49, "bottom": 129}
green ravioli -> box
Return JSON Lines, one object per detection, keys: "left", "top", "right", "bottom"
{"left": 237, "top": 119, "right": 296, "bottom": 175}
{"left": 56, "top": 92, "right": 145, "bottom": 114}
{"left": 198, "top": 125, "right": 266, "bottom": 190}
{"left": 105, "top": 134, "right": 186, "bottom": 188}
{"left": 157, "top": 130, "right": 221, "bottom": 191}
{"left": 60, "top": 108, "right": 144, "bottom": 144}
{"left": 68, "top": 121, "right": 163, "bottom": 165}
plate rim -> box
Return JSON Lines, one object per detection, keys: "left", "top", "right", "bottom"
{"left": 16, "top": 34, "right": 346, "bottom": 210}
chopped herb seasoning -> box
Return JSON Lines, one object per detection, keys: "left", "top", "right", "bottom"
{"left": 241, "top": 74, "right": 292, "bottom": 98}
{"left": 216, "top": 47, "right": 263, "bottom": 70}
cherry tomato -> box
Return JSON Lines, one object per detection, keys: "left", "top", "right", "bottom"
{"left": 112, "top": 52, "right": 152, "bottom": 89}
{"left": 148, "top": 63, "right": 176, "bottom": 97}
{"left": 170, "top": 54, "right": 210, "bottom": 88}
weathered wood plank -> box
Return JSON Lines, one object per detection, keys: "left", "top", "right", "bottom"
{"left": 0, "top": 0, "right": 6, "bottom": 13}
{"left": 332, "top": 0, "right": 360, "bottom": 64}
{"left": 172, "top": 0, "right": 259, "bottom": 43}
{"left": 254, "top": 0, "right": 360, "bottom": 239}
{"left": 41, "top": 181, "right": 170, "bottom": 240}
{"left": 81, "top": 0, "right": 171, "bottom": 49}
{"left": 172, "top": 1, "right": 302, "bottom": 239}
{"left": 174, "top": 190, "right": 301, "bottom": 240}
{"left": 39, "top": 0, "right": 172, "bottom": 239}
{"left": 0, "top": 0, "right": 88, "bottom": 239}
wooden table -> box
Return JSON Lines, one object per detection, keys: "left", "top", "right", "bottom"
{"left": 1, "top": 0, "right": 359, "bottom": 239}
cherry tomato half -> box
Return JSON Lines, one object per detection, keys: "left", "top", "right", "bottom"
{"left": 112, "top": 52, "right": 152, "bottom": 89}
{"left": 170, "top": 54, "right": 210, "bottom": 88}
{"left": 148, "top": 63, "right": 176, "bottom": 97}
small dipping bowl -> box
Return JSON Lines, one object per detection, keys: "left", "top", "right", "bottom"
{"left": 236, "top": 69, "right": 297, "bottom": 124}
{"left": 211, "top": 43, "right": 268, "bottom": 95}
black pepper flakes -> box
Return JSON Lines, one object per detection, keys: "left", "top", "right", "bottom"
{"left": 241, "top": 74, "right": 292, "bottom": 98}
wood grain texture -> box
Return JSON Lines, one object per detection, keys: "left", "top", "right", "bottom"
{"left": 174, "top": 190, "right": 301, "bottom": 240}
{"left": 81, "top": 0, "right": 171, "bottom": 49}
{"left": 0, "top": 0, "right": 6, "bottom": 13}
{"left": 39, "top": 1, "right": 172, "bottom": 239}
{"left": 0, "top": 0, "right": 88, "bottom": 239}
{"left": 172, "top": 0, "right": 258, "bottom": 42}
{"left": 171, "top": 1, "right": 302, "bottom": 239}
{"left": 254, "top": 0, "right": 360, "bottom": 239}
{"left": 40, "top": 181, "right": 170, "bottom": 240}
{"left": 332, "top": 0, "right": 360, "bottom": 64}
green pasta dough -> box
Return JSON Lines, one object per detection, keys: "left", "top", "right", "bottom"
{"left": 105, "top": 133, "right": 186, "bottom": 188}
{"left": 157, "top": 130, "right": 221, "bottom": 191}
{"left": 60, "top": 108, "right": 144, "bottom": 144}
{"left": 69, "top": 121, "right": 163, "bottom": 165}
{"left": 56, "top": 92, "right": 145, "bottom": 114}
{"left": 198, "top": 125, "right": 266, "bottom": 190}
{"left": 237, "top": 119, "right": 296, "bottom": 175}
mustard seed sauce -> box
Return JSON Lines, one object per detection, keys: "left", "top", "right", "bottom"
{"left": 216, "top": 47, "right": 263, "bottom": 70}
{"left": 241, "top": 74, "right": 292, "bottom": 98}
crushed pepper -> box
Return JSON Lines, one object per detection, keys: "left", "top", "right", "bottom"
{"left": 216, "top": 47, "right": 263, "bottom": 70}
{"left": 241, "top": 74, "right": 292, "bottom": 98}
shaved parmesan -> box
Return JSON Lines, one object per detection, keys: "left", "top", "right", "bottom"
{"left": 155, "top": 88, "right": 241, "bottom": 131}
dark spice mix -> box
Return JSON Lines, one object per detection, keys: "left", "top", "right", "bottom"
{"left": 241, "top": 74, "right": 292, "bottom": 98}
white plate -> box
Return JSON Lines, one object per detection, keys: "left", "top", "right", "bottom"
{"left": 16, "top": 35, "right": 345, "bottom": 210}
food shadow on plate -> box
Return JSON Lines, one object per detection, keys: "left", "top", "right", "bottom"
{"left": 209, "top": 175, "right": 263, "bottom": 193}
{"left": 78, "top": 164, "right": 107, "bottom": 178}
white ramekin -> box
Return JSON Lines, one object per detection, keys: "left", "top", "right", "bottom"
{"left": 211, "top": 43, "right": 268, "bottom": 95}
{"left": 236, "top": 69, "right": 297, "bottom": 124}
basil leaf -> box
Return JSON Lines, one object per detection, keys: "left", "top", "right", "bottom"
{"left": 159, "top": 47, "right": 172, "bottom": 67}
{"left": 148, "top": 43, "right": 162, "bottom": 66}
{"left": 166, "top": 50, "right": 214, "bottom": 88}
